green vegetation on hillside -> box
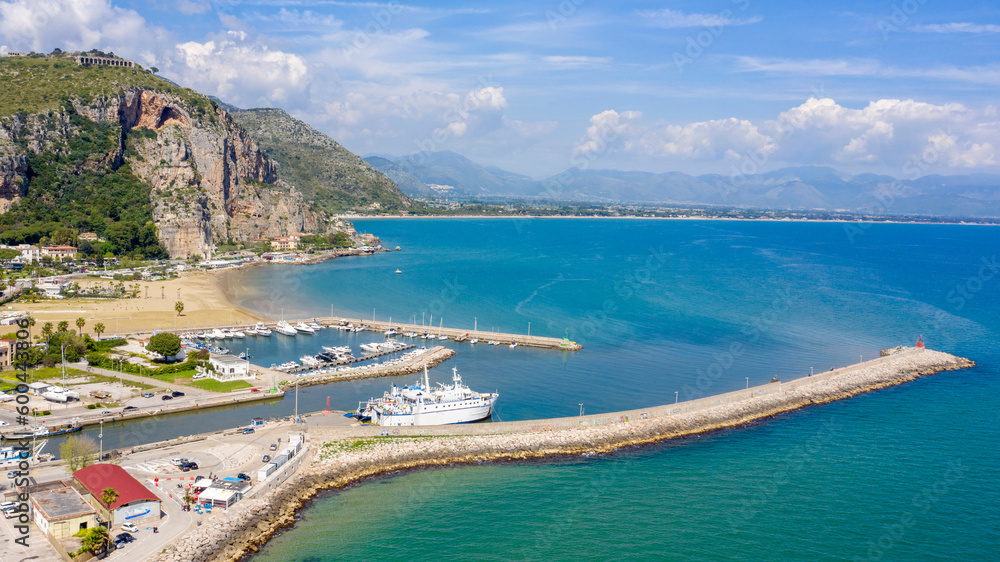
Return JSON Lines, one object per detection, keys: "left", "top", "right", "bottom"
{"left": 230, "top": 108, "right": 412, "bottom": 213}
{"left": 0, "top": 51, "right": 216, "bottom": 119}
{"left": 0, "top": 103, "right": 167, "bottom": 258}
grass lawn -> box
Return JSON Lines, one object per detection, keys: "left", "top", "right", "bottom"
{"left": 148, "top": 369, "right": 198, "bottom": 383}
{"left": 190, "top": 379, "right": 252, "bottom": 393}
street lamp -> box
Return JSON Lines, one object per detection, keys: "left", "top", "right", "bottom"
{"left": 99, "top": 420, "right": 103, "bottom": 461}
{"left": 527, "top": 322, "right": 530, "bottom": 337}
{"left": 675, "top": 391, "right": 678, "bottom": 404}
{"left": 746, "top": 377, "right": 749, "bottom": 389}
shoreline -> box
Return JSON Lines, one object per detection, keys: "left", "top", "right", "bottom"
{"left": 148, "top": 347, "right": 975, "bottom": 562}
{"left": 345, "top": 214, "right": 1000, "bottom": 226}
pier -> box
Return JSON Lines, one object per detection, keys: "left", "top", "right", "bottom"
{"left": 149, "top": 346, "right": 976, "bottom": 562}
{"left": 279, "top": 346, "right": 455, "bottom": 389}
{"left": 150, "top": 316, "right": 583, "bottom": 352}
{"left": 283, "top": 344, "right": 417, "bottom": 374}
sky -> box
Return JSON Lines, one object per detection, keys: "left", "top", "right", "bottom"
{"left": 1, "top": 0, "right": 999, "bottom": 180}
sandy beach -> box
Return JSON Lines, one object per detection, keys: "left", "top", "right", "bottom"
{"left": 13, "top": 269, "right": 260, "bottom": 336}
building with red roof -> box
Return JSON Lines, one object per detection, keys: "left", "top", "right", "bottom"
{"left": 73, "top": 464, "right": 161, "bottom": 526}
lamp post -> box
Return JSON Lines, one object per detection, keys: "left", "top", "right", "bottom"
{"left": 99, "top": 419, "right": 103, "bottom": 461}
{"left": 527, "top": 322, "right": 530, "bottom": 337}
{"left": 746, "top": 377, "right": 749, "bottom": 389}
{"left": 675, "top": 391, "right": 678, "bottom": 404}
{"left": 578, "top": 403, "right": 584, "bottom": 416}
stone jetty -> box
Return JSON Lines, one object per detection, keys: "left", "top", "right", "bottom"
{"left": 278, "top": 345, "right": 456, "bottom": 389}
{"left": 150, "top": 347, "right": 973, "bottom": 562}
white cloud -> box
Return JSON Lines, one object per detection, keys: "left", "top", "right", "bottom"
{"left": 640, "top": 8, "right": 763, "bottom": 29}
{"left": 172, "top": 32, "right": 310, "bottom": 107}
{"left": 176, "top": 0, "right": 210, "bottom": 16}
{"left": 0, "top": 0, "right": 168, "bottom": 55}
{"left": 575, "top": 98, "right": 1000, "bottom": 173}
{"left": 912, "top": 22, "right": 1000, "bottom": 33}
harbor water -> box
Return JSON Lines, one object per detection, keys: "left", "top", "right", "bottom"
{"left": 223, "top": 218, "right": 999, "bottom": 560}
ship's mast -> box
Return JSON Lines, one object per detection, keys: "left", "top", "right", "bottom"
{"left": 423, "top": 363, "right": 430, "bottom": 390}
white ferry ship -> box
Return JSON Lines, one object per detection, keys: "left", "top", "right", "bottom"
{"left": 357, "top": 367, "right": 498, "bottom": 426}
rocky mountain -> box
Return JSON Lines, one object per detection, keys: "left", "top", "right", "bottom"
{"left": 0, "top": 53, "right": 322, "bottom": 258}
{"left": 365, "top": 151, "right": 537, "bottom": 197}
{"left": 230, "top": 109, "right": 411, "bottom": 213}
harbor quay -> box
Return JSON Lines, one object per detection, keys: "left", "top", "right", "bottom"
{"left": 135, "top": 316, "right": 583, "bottom": 352}
{"left": 147, "top": 346, "right": 973, "bottom": 562}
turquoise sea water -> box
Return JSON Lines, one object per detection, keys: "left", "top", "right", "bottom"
{"left": 226, "top": 219, "right": 999, "bottom": 560}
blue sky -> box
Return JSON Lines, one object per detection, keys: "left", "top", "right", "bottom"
{"left": 2, "top": 0, "right": 1000, "bottom": 179}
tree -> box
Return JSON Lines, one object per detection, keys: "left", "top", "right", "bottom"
{"left": 99, "top": 488, "right": 119, "bottom": 553}
{"left": 57, "top": 320, "right": 69, "bottom": 333}
{"left": 0, "top": 248, "right": 19, "bottom": 263}
{"left": 59, "top": 435, "right": 99, "bottom": 472}
{"left": 76, "top": 317, "right": 86, "bottom": 334}
{"left": 174, "top": 300, "right": 184, "bottom": 316}
{"left": 79, "top": 526, "right": 109, "bottom": 555}
{"left": 41, "top": 322, "right": 54, "bottom": 342}
{"left": 146, "top": 331, "right": 181, "bottom": 359}
{"left": 93, "top": 322, "right": 105, "bottom": 340}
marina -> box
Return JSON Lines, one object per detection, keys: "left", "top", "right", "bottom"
{"left": 141, "top": 315, "right": 582, "bottom": 352}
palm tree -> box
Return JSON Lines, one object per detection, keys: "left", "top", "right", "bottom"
{"left": 76, "top": 317, "right": 86, "bottom": 334}
{"left": 41, "top": 322, "right": 54, "bottom": 342}
{"left": 93, "top": 322, "right": 106, "bottom": 341}
{"left": 174, "top": 300, "right": 184, "bottom": 316}
{"left": 57, "top": 320, "right": 69, "bottom": 333}
{"left": 99, "top": 488, "right": 119, "bottom": 553}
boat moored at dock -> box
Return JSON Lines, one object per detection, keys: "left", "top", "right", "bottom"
{"left": 357, "top": 366, "right": 498, "bottom": 426}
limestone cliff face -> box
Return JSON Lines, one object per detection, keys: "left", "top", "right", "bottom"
{"left": 0, "top": 89, "right": 321, "bottom": 258}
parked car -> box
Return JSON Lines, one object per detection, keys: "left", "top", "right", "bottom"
{"left": 170, "top": 458, "right": 183, "bottom": 466}
{"left": 143, "top": 393, "right": 154, "bottom": 398}
{"left": 161, "top": 395, "right": 173, "bottom": 401}
{"left": 180, "top": 465, "right": 190, "bottom": 472}
{"left": 262, "top": 455, "right": 271, "bottom": 463}
{"left": 242, "top": 428, "right": 254, "bottom": 434}
{"left": 0, "top": 501, "right": 15, "bottom": 511}
{"left": 123, "top": 406, "right": 137, "bottom": 412}
{"left": 6, "top": 470, "right": 19, "bottom": 479}
{"left": 122, "top": 523, "right": 139, "bottom": 533}
{"left": 181, "top": 461, "right": 198, "bottom": 470}
{"left": 269, "top": 443, "right": 277, "bottom": 451}
{"left": 171, "top": 390, "right": 185, "bottom": 397}
{"left": 101, "top": 410, "right": 111, "bottom": 414}
{"left": 236, "top": 473, "right": 251, "bottom": 482}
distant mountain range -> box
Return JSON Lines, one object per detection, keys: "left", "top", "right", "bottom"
{"left": 366, "top": 151, "right": 1000, "bottom": 217}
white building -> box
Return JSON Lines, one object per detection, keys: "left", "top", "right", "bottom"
{"left": 36, "top": 279, "right": 69, "bottom": 297}
{"left": 208, "top": 354, "right": 252, "bottom": 380}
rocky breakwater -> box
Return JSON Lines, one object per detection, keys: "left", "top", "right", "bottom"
{"left": 151, "top": 347, "right": 973, "bottom": 562}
